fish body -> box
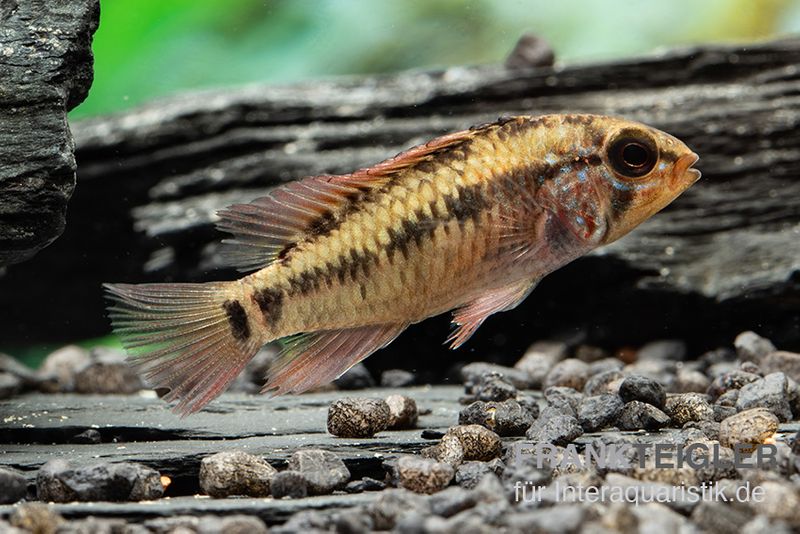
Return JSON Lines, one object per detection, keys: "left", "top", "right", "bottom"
{"left": 106, "top": 114, "right": 700, "bottom": 414}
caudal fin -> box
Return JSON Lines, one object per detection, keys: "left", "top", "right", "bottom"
{"left": 104, "top": 282, "right": 260, "bottom": 415}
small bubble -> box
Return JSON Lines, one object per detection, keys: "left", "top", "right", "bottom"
{"left": 664, "top": 246, "right": 675, "bottom": 256}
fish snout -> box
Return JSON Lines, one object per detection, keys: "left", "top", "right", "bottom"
{"left": 671, "top": 152, "right": 701, "bottom": 189}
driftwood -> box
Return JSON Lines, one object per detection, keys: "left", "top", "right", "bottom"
{"left": 1, "top": 37, "right": 798, "bottom": 366}
{"left": 0, "top": 0, "right": 99, "bottom": 267}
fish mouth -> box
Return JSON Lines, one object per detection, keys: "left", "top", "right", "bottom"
{"left": 672, "top": 152, "right": 701, "bottom": 188}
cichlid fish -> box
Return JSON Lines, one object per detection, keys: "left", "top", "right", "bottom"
{"left": 105, "top": 114, "right": 700, "bottom": 414}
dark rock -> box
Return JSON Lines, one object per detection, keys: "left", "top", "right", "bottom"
{"left": 736, "top": 372, "right": 793, "bottom": 421}
{"left": 270, "top": 470, "right": 308, "bottom": 499}
{"left": 505, "top": 33, "right": 555, "bottom": 69}
{"left": 713, "top": 404, "right": 738, "bottom": 422}
{"left": 385, "top": 394, "right": 418, "bottom": 429}
{"left": 469, "top": 374, "right": 517, "bottom": 402}
{"left": 544, "top": 359, "right": 589, "bottom": 391}
{"left": 577, "top": 394, "right": 624, "bottom": 432}
{"left": 73, "top": 348, "right": 144, "bottom": 394}
{"left": 719, "top": 408, "right": 779, "bottom": 448}
{"left": 0, "top": 467, "right": 26, "bottom": 504}
{"left": 458, "top": 399, "right": 533, "bottom": 436}
{"left": 637, "top": 339, "right": 687, "bottom": 361}
{"left": 444, "top": 425, "right": 502, "bottom": 461}
{"left": 287, "top": 449, "right": 350, "bottom": 495}
{"left": 421, "top": 429, "right": 446, "bottom": 440}
{"left": 526, "top": 412, "right": 583, "bottom": 446}
{"left": 583, "top": 369, "right": 624, "bottom": 396}
{"left": 461, "top": 362, "right": 531, "bottom": 390}
{"left": 619, "top": 375, "right": 667, "bottom": 409}
{"left": 8, "top": 503, "right": 63, "bottom": 534}
{"left": 513, "top": 340, "right": 567, "bottom": 388}
{"left": 716, "top": 389, "right": 740, "bottom": 407}
{"left": 0, "top": 0, "right": 99, "bottom": 267}
{"left": 617, "top": 400, "right": 671, "bottom": 431}
{"left": 683, "top": 420, "right": 721, "bottom": 440}
{"left": 543, "top": 386, "right": 583, "bottom": 416}
{"left": 345, "top": 477, "right": 385, "bottom": 493}
{"left": 369, "top": 489, "right": 432, "bottom": 530}
{"left": 0, "top": 373, "right": 21, "bottom": 399}
{"left": 587, "top": 357, "right": 625, "bottom": 376}
{"left": 664, "top": 393, "right": 714, "bottom": 425}
{"left": 397, "top": 456, "right": 454, "bottom": 494}
{"left": 197, "top": 515, "right": 269, "bottom": 534}
{"left": 380, "top": 369, "right": 416, "bottom": 388}
{"left": 333, "top": 363, "right": 375, "bottom": 390}
{"left": 761, "top": 351, "right": 800, "bottom": 382}
{"left": 327, "top": 397, "right": 390, "bottom": 438}
{"left": 70, "top": 429, "right": 102, "bottom": 445}
{"left": 734, "top": 331, "right": 776, "bottom": 362}
{"left": 37, "top": 345, "right": 91, "bottom": 392}
{"left": 674, "top": 368, "right": 710, "bottom": 393}
{"left": 707, "top": 370, "right": 761, "bottom": 400}
{"left": 36, "top": 459, "right": 163, "bottom": 502}
{"left": 454, "top": 462, "right": 496, "bottom": 490}
{"left": 428, "top": 485, "right": 478, "bottom": 517}
{"left": 199, "top": 450, "right": 276, "bottom": 498}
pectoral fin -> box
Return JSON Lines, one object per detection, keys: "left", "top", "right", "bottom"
{"left": 447, "top": 279, "right": 538, "bottom": 349}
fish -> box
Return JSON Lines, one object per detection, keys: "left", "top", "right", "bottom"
{"left": 105, "top": 114, "right": 700, "bottom": 415}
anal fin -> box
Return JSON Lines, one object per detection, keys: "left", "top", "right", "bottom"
{"left": 447, "top": 279, "right": 538, "bottom": 349}
{"left": 262, "top": 323, "right": 409, "bottom": 396}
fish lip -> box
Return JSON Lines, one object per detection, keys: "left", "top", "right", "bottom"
{"left": 672, "top": 152, "right": 701, "bottom": 187}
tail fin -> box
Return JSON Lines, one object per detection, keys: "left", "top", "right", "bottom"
{"left": 104, "top": 282, "right": 260, "bottom": 416}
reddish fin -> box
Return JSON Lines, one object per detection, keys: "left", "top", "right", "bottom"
{"left": 448, "top": 279, "right": 538, "bottom": 349}
{"left": 262, "top": 323, "right": 408, "bottom": 396}
{"left": 215, "top": 127, "right": 478, "bottom": 273}
{"left": 104, "top": 282, "right": 260, "bottom": 416}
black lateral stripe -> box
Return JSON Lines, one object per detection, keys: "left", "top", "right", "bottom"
{"left": 222, "top": 300, "right": 250, "bottom": 341}
{"left": 252, "top": 288, "right": 284, "bottom": 325}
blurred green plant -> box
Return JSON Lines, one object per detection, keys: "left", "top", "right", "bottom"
{"left": 71, "top": 0, "right": 800, "bottom": 119}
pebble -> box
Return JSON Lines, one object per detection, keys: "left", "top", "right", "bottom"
{"left": 638, "top": 339, "right": 687, "bottom": 361}
{"left": 444, "top": 425, "right": 502, "bottom": 461}
{"left": 454, "top": 461, "right": 500, "bottom": 490}
{"left": 73, "top": 347, "right": 144, "bottom": 394}
{"left": 422, "top": 433, "right": 465, "bottom": 466}
{"left": 716, "top": 388, "right": 739, "bottom": 407}
{"left": 664, "top": 393, "right": 714, "bottom": 425}
{"left": 707, "top": 370, "right": 761, "bottom": 400}
{"left": 380, "top": 369, "right": 416, "bottom": 387}
{"left": 692, "top": 500, "right": 754, "bottom": 533}
{"left": 514, "top": 340, "right": 567, "bottom": 388}
{"left": 583, "top": 369, "right": 624, "bottom": 396}
{"left": 9, "top": 503, "right": 63, "bottom": 534}
{"left": 0, "top": 467, "right": 27, "bottom": 504}
{"left": 577, "top": 394, "right": 624, "bottom": 432}
{"left": 461, "top": 362, "right": 532, "bottom": 389}
{"left": 333, "top": 362, "right": 375, "bottom": 389}
{"left": 199, "top": 450, "right": 276, "bottom": 498}
{"left": 345, "top": 477, "right": 385, "bottom": 493}
{"left": 270, "top": 470, "right": 308, "bottom": 499}
{"left": 574, "top": 344, "right": 608, "bottom": 362}
{"left": 515, "top": 395, "right": 541, "bottom": 419}
{"left": 0, "top": 372, "right": 21, "bottom": 399}
{"left": 713, "top": 404, "right": 738, "bottom": 422}
{"left": 57, "top": 517, "right": 134, "bottom": 534}
{"left": 544, "top": 386, "right": 583, "bottom": 416}
{"left": 369, "top": 488, "right": 432, "bottom": 530}
{"left": 588, "top": 357, "right": 625, "bottom": 376}
{"left": 196, "top": 515, "right": 269, "bottom": 534}
{"left": 397, "top": 456, "right": 454, "bottom": 494}
{"left": 0, "top": 353, "right": 40, "bottom": 388}
{"left": 736, "top": 372, "right": 792, "bottom": 421}
{"left": 467, "top": 373, "right": 517, "bottom": 402}
{"left": 36, "top": 459, "right": 163, "bottom": 502}
{"left": 385, "top": 394, "right": 418, "bottom": 429}
{"left": 70, "top": 428, "right": 102, "bottom": 444}
{"left": 748, "top": 480, "right": 800, "bottom": 523}
{"left": 719, "top": 408, "right": 779, "bottom": 448}
{"left": 37, "top": 345, "right": 91, "bottom": 392}
{"left": 734, "top": 331, "right": 776, "bottom": 362}
{"left": 674, "top": 368, "right": 710, "bottom": 393}
{"left": 618, "top": 375, "right": 666, "bottom": 409}
{"left": 327, "top": 397, "right": 390, "bottom": 437}
{"left": 287, "top": 449, "right": 350, "bottom": 495}
{"left": 544, "top": 359, "right": 589, "bottom": 391}
{"left": 526, "top": 412, "right": 584, "bottom": 446}
{"left": 458, "top": 399, "right": 534, "bottom": 436}
{"left": 617, "top": 400, "right": 671, "bottom": 431}
{"left": 761, "top": 351, "right": 800, "bottom": 382}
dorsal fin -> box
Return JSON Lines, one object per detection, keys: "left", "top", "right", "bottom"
{"left": 215, "top": 127, "right": 479, "bottom": 273}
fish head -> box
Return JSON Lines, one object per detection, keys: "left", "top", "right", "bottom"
{"left": 593, "top": 118, "right": 701, "bottom": 244}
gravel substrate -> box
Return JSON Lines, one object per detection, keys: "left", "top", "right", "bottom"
{"left": 2, "top": 331, "right": 800, "bottom": 532}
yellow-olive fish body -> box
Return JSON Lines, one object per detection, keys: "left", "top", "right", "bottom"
{"left": 106, "top": 114, "right": 700, "bottom": 414}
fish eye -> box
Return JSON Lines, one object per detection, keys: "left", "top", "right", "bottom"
{"left": 607, "top": 131, "right": 658, "bottom": 178}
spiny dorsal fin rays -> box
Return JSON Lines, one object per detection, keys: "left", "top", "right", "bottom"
{"left": 214, "top": 127, "right": 482, "bottom": 273}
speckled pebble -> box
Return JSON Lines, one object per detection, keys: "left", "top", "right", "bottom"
{"left": 199, "top": 450, "right": 276, "bottom": 498}
{"left": 287, "top": 449, "right": 350, "bottom": 495}
{"left": 397, "top": 456, "right": 454, "bottom": 494}
{"left": 444, "top": 425, "right": 502, "bottom": 461}
{"left": 458, "top": 399, "right": 533, "bottom": 436}
{"left": 36, "top": 459, "right": 163, "bottom": 502}
{"left": 583, "top": 369, "right": 624, "bottom": 396}
{"left": 719, "top": 408, "right": 779, "bottom": 448}
{"left": 526, "top": 412, "right": 583, "bottom": 446}
{"left": 385, "top": 394, "right": 418, "bottom": 429}
{"left": 664, "top": 393, "right": 714, "bottom": 425}
{"left": 327, "top": 397, "right": 391, "bottom": 437}
{"left": 736, "top": 372, "right": 792, "bottom": 422}
{"left": 544, "top": 359, "right": 589, "bottom": 391}
{"left": 617, "top": 400, "right": 670, "bottom": 431}
{"left": 577, "top": 394, "right": 624, "bottom": 432}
